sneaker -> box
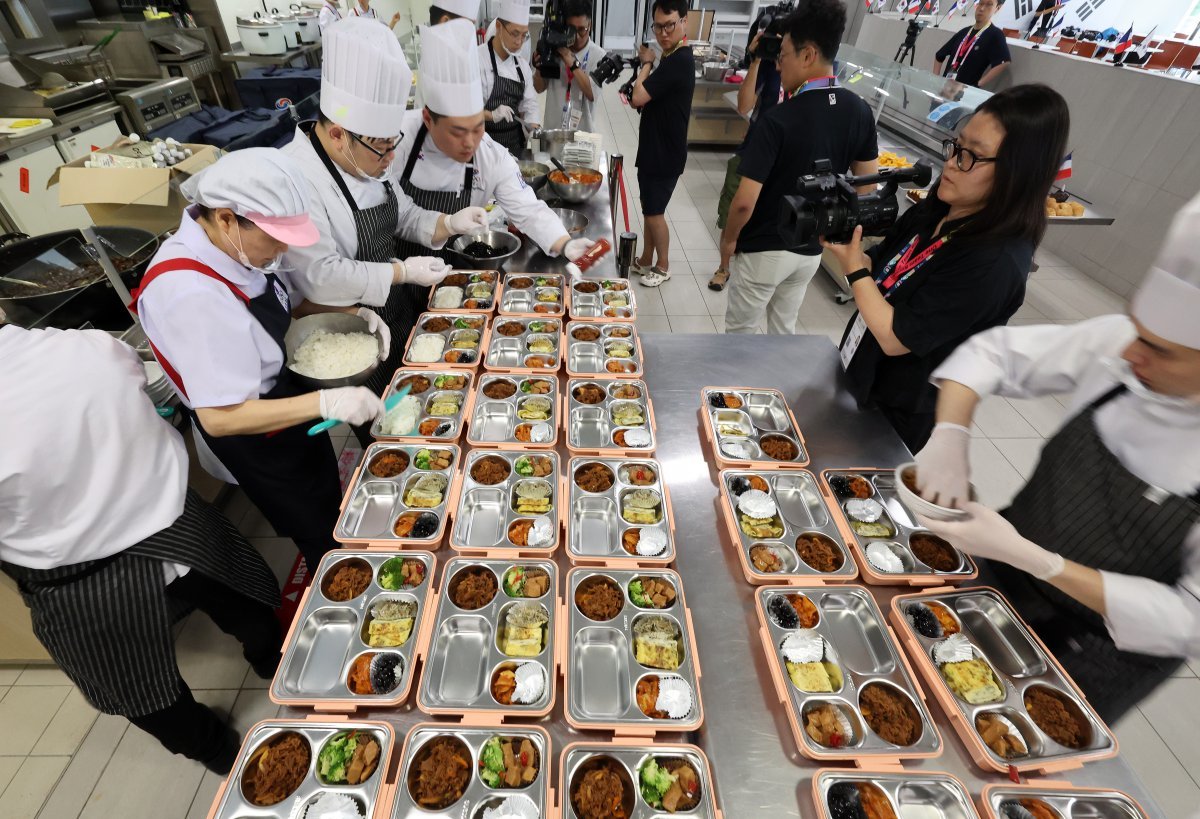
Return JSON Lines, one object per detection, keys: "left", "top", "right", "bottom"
{"left": 641, "top": 267, "right": 671, "bottom": 287}
{"left": 708, "top": 268, "right": 730, "bottom": 291}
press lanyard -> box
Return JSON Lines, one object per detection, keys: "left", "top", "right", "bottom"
{"left": 949, "top": 25, "right": 986, "bottom": 74}
{"left": 789, "top": 75, "right": 837, "bottom": 99}
{"left": 877, "top": 233, "right": 952, "bottom": 296}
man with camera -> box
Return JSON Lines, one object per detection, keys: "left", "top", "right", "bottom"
{"left": 629, "top": 0, "right": 694, "bottom": 288}
{"left": 933, "top": 0, "right": 1011, "bottom": 88}
{"left": 533, "top": 0, "right": 606, "bottom": 132}
{"left": 479, "top": 0, "right": 541, "bottom": 157}
{"left": 722, "top": 0, "right": 878, "bottom": 334}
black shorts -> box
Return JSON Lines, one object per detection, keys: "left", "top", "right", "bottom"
{"left": 637, "top": 170, "right": 681, "bottom": 217}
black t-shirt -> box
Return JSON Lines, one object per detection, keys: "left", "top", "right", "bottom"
{"left": 935, "top": 25, "right": 1010, "bottom": 87}
{"left": 635, "top": 45, "right": 696, "bottom": 177}
{"left": 842, "top": 199, "right": 1032, "bottom": 416}
{"left": 736, "top": 85, "right": 878, "bottom": 255}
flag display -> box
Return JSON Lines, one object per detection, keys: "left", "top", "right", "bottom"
{"left": 1056, "top": 152, "right": 1073, "bottom": 182}
{"left": 1113, "top": 24, "right": 1134, "bottom": 54}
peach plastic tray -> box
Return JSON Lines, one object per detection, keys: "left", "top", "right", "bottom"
{"left": 483, "top": 315, "right": 565, "bottom": 375}
{"left": 401, "top": 311, "right": 491, "bottom": 369}
{"left": 563, "top": 322, "right": 646, "bottom": 379}
{"left": 497, "top": 271, "right": 570, "bottom": 319}
{"left": 464, "top": 373, "right": 562, "bottom": 451}
{"left": 811, "top": 768, "right": 980, "bottom": 818}
{"left": 564, "top": 377, "right": 658, "bottom": 458}
{"left": 699, "top": 386, "right": 810, "bottom": 470}
{"left": 564, "top": 457, "right": 677, "bottom": 568}
{"left": 449, "top": 449, "right": 565, "bottom": 556}
{"left": 977, "top": 783, "right": 1151, "bottom": 819}
{"left": 567, "top": 277, "right": 636, "bottom": 322}
{"left": 425, "top": 270, "right": 503, "bottom": 313}
{"left": 369, "top": 369, "right": 473, "bottom": 443}
{"left": 557, "top": 740, "right": 722, "bottom": 819}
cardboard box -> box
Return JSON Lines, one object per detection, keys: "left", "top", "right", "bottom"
{"left": 47, "top": 139, "right": 221, "bottom": 234}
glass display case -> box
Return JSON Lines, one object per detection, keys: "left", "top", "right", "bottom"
{"left": 835, "top": 43, "right": 993, "bottom": 157}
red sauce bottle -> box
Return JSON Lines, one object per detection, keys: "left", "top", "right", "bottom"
{"left": 574, "top": 238, "right": 612, "bottom": 273}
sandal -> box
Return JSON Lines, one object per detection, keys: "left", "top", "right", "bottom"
{"left": 708, "top": 268, "right": 730, "bottom": 291}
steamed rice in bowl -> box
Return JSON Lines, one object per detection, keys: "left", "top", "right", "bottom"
{"left": 410, "top": 334, "right": 447, "bottom": 363}
{"left": 291, "top": 329, "right": 379, "bottom": 379}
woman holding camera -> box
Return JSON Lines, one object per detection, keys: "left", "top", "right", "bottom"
{"left": 823, "top": 83, "right": 1069, "bottom": 452}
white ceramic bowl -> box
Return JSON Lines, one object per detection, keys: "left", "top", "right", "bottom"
{"left": 893, "top": 462, "right": 975, "bottom": 522}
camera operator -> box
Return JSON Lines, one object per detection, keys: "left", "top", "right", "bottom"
{"left": 821, "top": 84, "right": 1070, "bottom": 451}
{"left": 933, "top": 0, "right": 1011, "bottom": 89}
{"left": 629, "top": 0, "right": 694, "bottom": 288}
{"left": 709, "top": 25, "right": 784, "bottom": 292}
{"left": 721, "top": 0, "right": 878, "bottom": 334}
{"left": 480, "top": 0, "right": 541, "bottom": 157}
{"left": 533, "top": 0, "right": 606, "bottom": 132}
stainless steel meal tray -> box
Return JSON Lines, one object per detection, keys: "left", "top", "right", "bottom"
{"left": 485, "top": 316, "right": 564, "bottom": 374}
{"left": 427, "top": 270, "right": 501, "bottom": 312}
{"left": 564, "top": 322, "right": 644, "bottom": 378}
{"left": 335, "top": 443, "right": 460, "bottom": 547}
{"left": 498, "top": 272, "right": 568, "bottom": 318}
{"left": 979, "top": 784, "right": 1149, "bottom": 819}
{"left": 371, "top": 369, "right": 473, "bottom": 442}
{"left": 566, "top": 457, "right": 675, "bottom": 566}
{"left": 558, "top": 741, "right": 721, "bottom": 819}
{"left": 700, "top": 386, "right": 809, "bottom": 469}
{"left": 569, "top": 278, "right": 636, "bottom": 321}
{"left": 812, "top": 769, "right": 980, "bottom": 819}
{"left": 467, "top": 374, "right": 561, "bottom": 450}
{"left": 451, "top": 450, "right": 563, "bottom": 554}
{"left": 401, "top": 312, "right": 490, "bottom": 368}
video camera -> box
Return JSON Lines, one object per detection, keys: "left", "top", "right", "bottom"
{"left": 591, "top": 51, "right": 640, "bottom": 87}
{"left": 780, "top": 159, "right": 935, "bottom": 250}
{"left": 745, "top": 1, "right": 794, "bottom": 65}
{"left": 534, "top": 0, "right": 576, "bottom": 79}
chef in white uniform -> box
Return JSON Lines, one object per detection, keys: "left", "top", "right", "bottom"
{"left": 911, "top": 192, "right": 1200, "bottom": 723}
{"left": 0, "top": 311, "right": 281, "bottom": 773}
{"left": 318, "top": 0, "right": 343, "bottom": 35}
{"left": 283, "top": 17, "right": 489, "bottom": 416}
{"left": 484, "top": 16, "right": 532, "bottom": 63}
{"left": 397, "top": 19, "right": 593, "bottom": 265}
{"left": 348, "top": 0, "right": 401, "bottom": 28}
{"left": 479, "top": 0, "right": 540, "bottom": 156}
{"left": 429, "top": 0, "right": 479, "bottom": 25}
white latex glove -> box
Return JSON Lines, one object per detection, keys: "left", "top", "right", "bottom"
{"left": 563, "top": 237, "right": 595, "bottom": 262}
{"left": 914, "top": 422, "right": 972, "bottom": 508}
{"left": 395, "top": 256, "right": 449, "bottom": 287}
{"left": 491, "top": 104, "right": 515, "bottom": 123}
{"left": 916, "top": 502, "right": 1066, "bottom": 580}
{"left": 355, "top": 307, "right": 391, "bottom": 361}
{"left": 446, "top": 206, "right": 490, "bottom": 235}
{"left": 319, "top": 387, "right": 385, "bottom": 426}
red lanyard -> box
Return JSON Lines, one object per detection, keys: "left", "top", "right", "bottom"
{"left": 878, "top": 233, "right": 951, "bottom": 294}
{"left": 951, "top": 26, "right": 984, "bottom": 71}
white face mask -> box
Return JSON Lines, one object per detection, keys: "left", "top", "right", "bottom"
{"left": 340, "top": 139, "right": 388, "bottom": 181}
{"left": 225, "top": 222, "right": 293, "bottom": 275}
{"left": 1100, "top": 356, "right": 1199, "bottom": 411}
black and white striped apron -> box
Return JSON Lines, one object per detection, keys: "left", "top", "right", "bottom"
{"left": 305, "top": 123, "right": 409, "bottom": 398}
{"left": 2, "top": 490, "right": 280, "bottom": 717}
{"left": 485, "top": 40, "right": 528, "bottom": 158}
{"left": 993, "top": 385, "right": 1199, "bottom": 723}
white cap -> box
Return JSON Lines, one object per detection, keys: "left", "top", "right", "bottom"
{"left": 180, "top": 149, "right": 318, "bottom": 246}
{"left": 420, "top": 19, "right": 484, "bottom": 117}
{"left": 435, "top": 0, "right": 480, "bottom": 22}
{"left": 320, "top": 17, "right": 413, "bottom": 137}
{"left": 497, "top": 0, "right": 530, "bottom": 25}
{"left": 1131, "top": 192, "right": 1200, "bottom": 350}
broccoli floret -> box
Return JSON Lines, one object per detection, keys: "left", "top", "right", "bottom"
{"left": 639, "top": 759, "right": 676, "bottom": 807}
{"left": 629, "top": 580, "right": 650, "bottom": 608}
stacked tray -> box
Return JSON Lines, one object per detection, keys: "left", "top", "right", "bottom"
{"left": 566, "top": 378, "right": 657, "bottom": 457}
{"left": 563, "top": 567, "right": 703, "bottom": 733}
{"left": 499, "top": 272, "right": 568, "bottom": 317}
{"left": 450, "top": 450, "right": 563, "bottom": 554}
{"left": 417, "top": 558, "right": 559, "bottom": 717}
{"left": 890, "top": 587, "right": 1117, "bottom": 774}
{"left": 570, "top": 277, "right": 636, "bottom": 321}
{"left": 978, "top": 784, "right": 1150, "bottom": 819}
{"left": 567, "top": 457, "right": 676, "bottom": 566}
{"left": 402, "top": 312, "right": 491, "bottom": 368}
{"left": 383, "top": 723, "right": 552, "bottom": 819}
{"left": 271, "top": 550, "right": 435, "bottom": 709}
{"left": 210, "top": 719, "right": 394, "bottom": 819}
{"left": 335, "top": 443, "right": 459, "bottom": 547}
{"left": 559, "top": 741, "right": 721, "bottom": 819}
{"left": 467, "top": 374, "right": 561, "bottom": 450}
{"left": 486, "top": 316, "right": 564, "bottom": 374}
{"left": 428, "top": 270, "right": 502, "bottom": 312}
{"left": 755, "top": 585, "right": 943, "bottom": 762}
{"left": 700, "top": 387, "right": 809, "bottom": 469}
{"left": 812, "top": 769, "right": 980, "bottom": 819}
{"left": 822, "top": 468, "right": 979, "bottom": 585}
{"left": 718, "top": 469, "right": 858, "bottom": 584}
{"left": 371, "top": 369, "right": 474, "bottom": 442}
{"left": 565, "top": 322, "right": 645, "bottom": 378}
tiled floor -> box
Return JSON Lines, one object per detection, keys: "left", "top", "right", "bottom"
{"left": 2, "top": 79, "right": 1196, "bottom": 819}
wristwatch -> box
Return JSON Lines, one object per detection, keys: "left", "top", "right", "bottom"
{"left": 570, "top": 59, "right": 581, "bottom": 72}
{"left": 846, "top": 267, "right": 873, "bottom": 285}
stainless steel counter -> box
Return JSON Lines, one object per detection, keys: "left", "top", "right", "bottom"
{"left": 0, "top": 102, "right": 121, "bottom": 158}
{"left": 278, "top": 333, "right": 1162, "bottom": 818}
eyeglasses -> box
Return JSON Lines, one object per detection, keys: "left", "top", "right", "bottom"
{"left": 349, "top": 131, "right": 400, "bottom": 159}
{"left": 650, "top": 19, "right": 679, "bottom": 35}
{"left": 941, "top": 138, "right": 997, "bottom": 172}
{"left": 501, "top": 22, "right": 531, "bottom": 42}
{"left": 572, "top": 24, "right": 591, "bottom": 35}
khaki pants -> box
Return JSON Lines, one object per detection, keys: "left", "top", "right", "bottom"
{"left": 716, "top": 154, "right": 742, "bottom": 229}
{"left": 725, "top": 250, "right": 823, "bottom": 335}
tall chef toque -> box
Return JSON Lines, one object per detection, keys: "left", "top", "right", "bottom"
{"left": 497, "top": 0, "right": 530, "bottom": 25}
{"left": 436, "top": 0, "right": 481, "bottom": 22}
{"left": 1131, "top": 191, "right": 1200, "bottom": 350}
{"left": 419, "top": 18, "right": 484, "bottom": 117}
{"left": 320, "top": 17, "right": 413, "bottom": 138}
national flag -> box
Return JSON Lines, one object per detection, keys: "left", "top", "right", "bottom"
{"left": 945, "top": 0, "right": 961, "bottom": 16}
{"left": 905, "top": 0, "right": 922, "bottom": 13}
{"left": 1048, "top": 11, "right": 1066, "bottom": 36}
{"left": 1055, "top": 152, "right": 1073, "bottom": 182}
{"left": 1113, "top": 24, "right": 1134, "bottom": 54}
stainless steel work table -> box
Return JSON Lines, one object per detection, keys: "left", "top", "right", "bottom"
{"left": 279, "top": 333, "right": 1162, "bottom": 818}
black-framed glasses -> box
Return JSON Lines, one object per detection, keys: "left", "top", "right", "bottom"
{"left": 942, "top": 138, "right": 997, "bottom": 172}
{"left": 349, "top": 131, "right": 400, "bottom": 159}
{"left": 501, "top": 21, "right": 531, "bottom": 42}
{"left": 651, "top": 19, "right": 679, "bottom": 35}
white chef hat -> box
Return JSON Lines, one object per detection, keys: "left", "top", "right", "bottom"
{"left": 181, "top": 149, "right": 318, "bottom": 246}
{"left": 435, "top": 0, "right": 480, "bottom": 22}
{"left": 1130, "top": 191, "right": 1200, "bottom": 350}
{"left": 320, "top": 17, "right": 413, "bottom": 138}
{"left": 497, "top": 0, "right": 530, "bottom": 25}
{"left": 419, "top": 19, "right": 485, "bottom": 117}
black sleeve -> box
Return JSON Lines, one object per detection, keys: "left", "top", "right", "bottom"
{"left": 643, "top": 51, "right": 687, "bottom": 100}
{"left": 855, "top": 105, "right": 880, "bottom": 163}
{"left": 987, "top": 29, "right": 1012, "bottom": 66}
{"left": 936, "top": 30, "right": 966, "bottom": 61}
{"left": 736, "top": 113, "right": 781, "bottom": 183}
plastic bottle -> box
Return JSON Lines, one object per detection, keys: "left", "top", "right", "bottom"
{"left": 573, "top": 238, "right": 612, "bottom": 273}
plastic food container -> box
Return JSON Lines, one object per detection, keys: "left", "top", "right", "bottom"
{"left": 450, "top": 450, "right": 564, "bottom": 555}
{"left": 700, "top": 386, "right": 809, "bottom": 470}
{"left": 467, "top": 374, "right": 561, "bottom": 451}
{"left": 485, "top": 317, "right": 565, "bottom": 375}
{"left": 427, "top": 270, "right": 502, "bottom": 313}
{"left": 564, "top": 322, "right": 645, "bottom": 379}
{"left": 566, "top": 457, "right": 676, "bottom": 567}
{"left": 371, "top": 369, "right": 473, "bottom": 443}
{"left": 498, "top": 272, "right": 569, "bottom": 318}
{"left": 812, "top": 768, "right": 980, "bottom": 819}
{"left": 401, "top": 312, "right": 491, "bottom": 369}
{"left": 977, "top": 783, "right": 1151, "bottom": 819}
{"left": 565, "top": 378, "right": 657, "bottom": 457}
{"left": 335, "top": 443, "right": 461, "bottom": 548}
{"left": 569, "top": 277, "right": 636, "bottom": 322}
{"left": 558, "top": 740, "right": 721, "bottom": 819}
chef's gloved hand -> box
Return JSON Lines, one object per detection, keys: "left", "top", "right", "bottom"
{"left": 355, "top": 307, "right": 391, "bottom": 361}
{"left": 563, "top": 237, "right": 595, "bottom": 262}
{"left": 916, "top": 502, "right": 1066, "bottom": 580}
{"left": 395, "top": 256, "right": 449, "bottom": 287}
{"left": 319, "top": 387, "right": 385, "bottom": 426}
{"left": 491, "top": 105, "right": 515, "bottom": 123}
{"left": 914, "top": 422, "right": 972, "bottom": 508}
{"left": 446, "top": 206, "right": 490, "bottom": 235}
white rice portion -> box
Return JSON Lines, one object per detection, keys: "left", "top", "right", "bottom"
{"left": 380, "top": 394, "right": 422, "bottom": 436}
{"left": 432, "top": 285, "right": 464, "bottom": 308}
{"left": 291, "top": 329, "right": 378, "bottom": 378}
{"left": 409, "top": 334, "right": 446, "bottom": 362}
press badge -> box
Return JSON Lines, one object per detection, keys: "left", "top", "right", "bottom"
{"left": 840, "top": 313, "right": 868, "bottom": 370}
